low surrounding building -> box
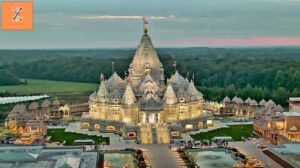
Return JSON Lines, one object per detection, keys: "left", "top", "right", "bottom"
{"left": 5, "top": 103, "right": 48, "bottom": 134}
{"left": 218, "top": 96, "right": 284, "bottom": 118}
{"left": 289, "top": 97, "right": 300, "bottom": 112}
{"left": 263, "top": 143, "right": 300, "bottom": 168}
{"left": 0, "top": 146, "right": 98, "bottom": 168}
{"left": 253, "top": 98, "right": 300, "bottom": 145}
{"left": 16, "top": 120, "right": 47, "bottom": 145}
{"left": 69, "top": 103, "right": 89, "bottom": 117}
{"left": 5, "top": 100, "right": 68, "bottom": 144}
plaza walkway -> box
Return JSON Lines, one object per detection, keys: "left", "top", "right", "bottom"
{"left": 229, "top": 139, "right": 285, "bottom": 168}
{"left": 48, "top": 121, "right": 271, "bottom": 167}
{"left": 137, "top": 144, "right": 182, "bottom": 168}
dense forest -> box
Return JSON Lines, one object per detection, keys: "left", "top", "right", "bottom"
{"left": 0, "top": 70, "right": 21, "bottom": 85}
{"left": 1, "top": 47, "right": 300, "bottom": 106}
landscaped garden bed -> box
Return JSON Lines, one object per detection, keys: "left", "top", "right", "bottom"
{"left": 47, "top": 128, "right": 109, "bottom": 145}
{"left": 191, "top": 124, "right": 253, "bottom": 141}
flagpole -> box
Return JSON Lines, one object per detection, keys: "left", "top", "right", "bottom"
{"left": 112, "top": 62, "right": 115, "bottom": 74}
{"left": 172, "top": 61, "right": 177, "bottom": 73}
{"left": 143, "top": 16, "right": 146, "bottom": 33}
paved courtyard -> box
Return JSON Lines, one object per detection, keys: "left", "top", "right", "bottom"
{"left": 137, "top": 144, "right": 182, "bottom": 168}
{"left": 229, "top": 139, "right": 286, "bottom": 168}
{"left": 48, "top": 121, "right": 282, "bottom": 168}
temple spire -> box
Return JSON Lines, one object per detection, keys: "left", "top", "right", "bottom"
{"left": 164, "top": 82, "right": 177, "bottom": 105}
{"left": 97, "top": 80, "right": 108, "bottom": 103}
{"left": 122, "top": 84, "right": 137, "bottom": 105}
{"left": 172, "top": 61, "right": 177, "bottom": 72}
{"left": 100, "top": 73, "right": 105, "bottom": 82}
{"left": 143, "top": 16, "right": 149, "bottom": 34}
{"left": 188, "top": 80, "right": 203, "bottom": 101}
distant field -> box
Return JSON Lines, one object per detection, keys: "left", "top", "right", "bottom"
{"left": 0, "top": 79, "right": 98, "bottom": 95}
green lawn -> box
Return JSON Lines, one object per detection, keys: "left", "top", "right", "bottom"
{"left": 0, "top": 79, "right": 98, "bottom": 95}
{"left": 191, "top": 124, "right": 253, "bottom": 141}
{"left": 47, "top": 129, "right": 109, "bottom": 145}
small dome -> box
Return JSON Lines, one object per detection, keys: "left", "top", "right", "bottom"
{"left": 52, "top": 100, "right": 60, "bottom": 106}
{"left": 41, "top": 100, "right": 51, "bottom": 108}
{"left": 13, "top": 104, "right": 26, "bottom": 111}
{"left": 106, "top": 72, "right": 124, "bottom": 93}
{"left": 28, "top": 102, "right": 39, "bottom": 110}
{"left": 276, "top": 105, "right": 284, "bottom": 112}
{"left": 236, "top": 98, "right": 244, "bottom": 104}
{"left": 223, "top": 96, "right": 231, "bottom": 103}
{"left": 245, "top": 97, "right": 252, "bottom": 104}
{"left": 232, "top": 96, "right": 239, "bottom": 103}
{"left": 259, "top": 99, "right": 267, "bottom": 106}
{"left": 169, "top": 71, "right": 189, "bottom": 93}
{"left": 266, "top": 99, "right": 276, "bottom": 107}
{"left": 250, "top": 100, "right": 258, "bottom": 106}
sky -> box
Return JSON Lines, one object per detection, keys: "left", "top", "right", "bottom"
{"left": 0, "top": 0, "right": 300, "bottom": 49}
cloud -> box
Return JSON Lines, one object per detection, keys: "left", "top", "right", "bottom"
{"left": 74, "top": 15, "right": 175, "bottom": 20}
{"left": 53, "top": 23, "right": 64, "bottom": 27}
{"left": 160, "top": 37, "right": 300, "bottom": 46}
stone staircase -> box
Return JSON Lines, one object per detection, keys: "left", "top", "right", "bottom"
{"left": 139, "top": 124, "right": 153, "bottom": 144}
{"left": 151, "top": 127, "right": 158, "bottom": 144}
{"left": 138, "top": 123, "right": 171, "bottom": 144}
{"left": 156, "top": 124, "right": 170, "bottom": 144}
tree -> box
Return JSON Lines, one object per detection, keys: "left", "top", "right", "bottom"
{"left": 225, "top": 84, "right": 236, "bottom": 98}
{"left": 274, "top": 87, "right": 290, "bottom": 106}
{"left": 241, "top": 84, "right": 254, "bottom": 99}
{"left": 0, "top": 70, "right": 21, "bottom": 85}
{"left": 273, "top": 70, "right": 286, "bottom": 88}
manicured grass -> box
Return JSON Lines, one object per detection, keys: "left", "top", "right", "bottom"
{"left": 0, "top": 79, "right": 98, "bottom": 95}
{"left": 191, "top": 124, "right": 253, "bottom": 141}
{"left": 47, "top": 129, "right": 109, "bottom": 145}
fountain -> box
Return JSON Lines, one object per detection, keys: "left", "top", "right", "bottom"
{"left": 188, "top": 149, "right": 235, "bottom": 168}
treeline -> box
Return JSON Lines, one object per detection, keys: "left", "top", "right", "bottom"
{"left": 0, "top": 70, "right": 21, "bottom": 85}
{"left": 5, "top": 54, "right": 174, "bottom": 84}
{"left": 199, "top": 84, "right": 300, "bottom": 106}
{"left": 2, "top": 47, "right": 300, "bottom": 106}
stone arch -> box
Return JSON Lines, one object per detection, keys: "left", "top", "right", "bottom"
{"left": 81, "top": 122, "right": 90, "bottom": 129}
{"left": 94, "top": 124, "right": 101, "bottom": 131}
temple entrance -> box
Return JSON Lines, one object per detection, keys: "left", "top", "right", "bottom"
{"left": 185, "top": 124, "right": 193, "bottom": 131}
{"left": 106, "top": 126, "right": 115, "bottom": 133}
{"left": 94, "top": 124, "right": 100, "bottom": 131}
{"left": 149, "top": 113, "right": 155, "bottom": 123}
{"left": 81, "top": 122, "right": 89, "bottom": 129}
{"left": 139, "top": 112, "right": 161, "bottom": 124}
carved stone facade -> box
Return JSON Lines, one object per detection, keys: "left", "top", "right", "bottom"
{"left": 81, "top": 28, "right": 206, "bottom": 142}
